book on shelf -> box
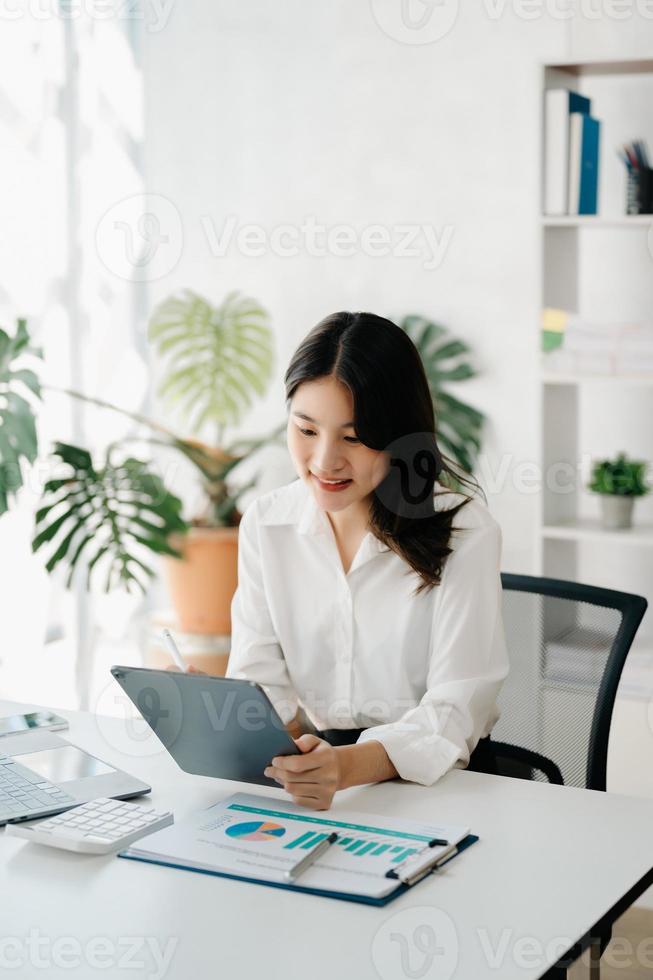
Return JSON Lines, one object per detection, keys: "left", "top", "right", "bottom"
{"left": 568, "top": 113, "right": 601, "bottom": 215}
{"left": 544, "top": 88, "right": 600, "bottom": 216}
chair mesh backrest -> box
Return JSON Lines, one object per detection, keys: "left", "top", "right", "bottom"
{"left": 492, "top": 585, "right": 626, "bottom": 789}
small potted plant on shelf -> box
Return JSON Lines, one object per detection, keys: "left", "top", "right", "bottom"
{"left": 588, "top": 452, "right": 650, "bottom": 530}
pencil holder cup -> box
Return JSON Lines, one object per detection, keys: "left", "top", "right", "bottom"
{"left": 626, "top": 170, "right": 639, "bottom": 214}
{"left": 626, "top": 168, "right": 653, "bottom": 215}
{"left": 638, "top": 168, "right": 653, "bottom": 214}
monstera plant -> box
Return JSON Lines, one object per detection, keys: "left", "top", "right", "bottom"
{"left": 0, "top": 293, "right": 280, "bottom": 638}
{"left": 398, "top": 314, "right": 485, "bottom": 474}
{"left": 0, "top": 319, "right": 40, "bottom": 518}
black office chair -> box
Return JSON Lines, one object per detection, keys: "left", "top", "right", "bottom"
{"left": 488, "top": 574, "right": 648, "bottom": 980}
{"left": 488, "top": 573, "right": 648, "bottom": 789}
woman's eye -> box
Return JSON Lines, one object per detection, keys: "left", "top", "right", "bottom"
{"left": 297, "top": 427, "right": 359, "bottom": 444}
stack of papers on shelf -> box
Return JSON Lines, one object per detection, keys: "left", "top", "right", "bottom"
{"left": 119, "top": 792, "right": 473, "bottom": 904}
{"left": 542, "top": 310, "right": 653, "bottom": 376}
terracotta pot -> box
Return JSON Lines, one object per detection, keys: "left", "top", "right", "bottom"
{"left": 163, "top": 527, "right": 239, "bottom": 634}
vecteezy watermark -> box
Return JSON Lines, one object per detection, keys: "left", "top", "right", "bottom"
{"left": 476, "top": 927, "right": 653, "bottom": 972}
{"left": 648, "top": 221, "right": 653, "bottom": 263}
{"left": 93, "top": 673, "right": 184, "bottom": 758}
{"left": 200, "top": 215, "right": 454, "bottom": 271}
{"left": 482, "top": 0, "right": 653, "bottom": 20}
{"left": 369, "top": 0, "right": 653, "bottom": 45}
{"left": 95, "top": 193, "right": 183, "bottom": 283}
{"left": 0, "top": 931, "right": 178, "bottom": 978}
{"left": 371, "top": 906, "right": 459, "bottom": 980}
{"left": 375, "top": 433, "right": 443, "bottom": 520}
{"left": 369, "top": 0, "right": 460, "bottom": 45}
{"left": 370, "top": 442, "right": 594, "bottom": 521}
{"left": 0, "top": 0, "right": 175, "bottom": 32}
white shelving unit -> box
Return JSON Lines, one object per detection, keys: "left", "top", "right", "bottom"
{"left": 539, "top": 57, "right": 653, "bottom": 693}
{"left": 542, "top": 519, "right": 653, "bottom": 547}
{"left": 543, "top": 215, "right": 651, "bottom": 227}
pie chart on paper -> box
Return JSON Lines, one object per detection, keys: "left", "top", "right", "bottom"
{"left": 225, "top": 820, "right": 286, "bottom": 842}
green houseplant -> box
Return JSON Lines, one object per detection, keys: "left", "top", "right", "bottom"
{"left": 0, "top": 291, "right": 281, "bottom": 640}
{"left": 588, "top": 452, "right": 650, "bottom": 530}
{"left": 145, "top": 289, "right": 279, "bottom": 635}
{"left": 398, "top": 315, "right": 485, "bottom": 475}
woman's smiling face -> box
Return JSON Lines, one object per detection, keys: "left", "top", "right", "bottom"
{"left": 286, "top": 375, "right": 389, "bottom": 514}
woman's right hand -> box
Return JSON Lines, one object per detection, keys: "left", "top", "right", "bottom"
{"left": 164, "top": 664, "right": 209, "bottom": 675}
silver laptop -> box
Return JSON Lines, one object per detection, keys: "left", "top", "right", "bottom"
{"left": 0, "top": 729, "right": 150, "bottom": 825}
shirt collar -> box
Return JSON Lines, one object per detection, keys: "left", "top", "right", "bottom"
{"left": 258, "top": 478, "right": 390, "bottom": 555}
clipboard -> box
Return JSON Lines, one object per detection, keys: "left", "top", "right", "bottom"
{"left": 118, "top": 792, "right": 477, "bottom": 905}
{"left": 118, "top": 834, "right": 479, "bottom": 906}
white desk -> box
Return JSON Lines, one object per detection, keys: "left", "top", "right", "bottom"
{"left": 2, "top": 697, "right": 653, "bottom": 980}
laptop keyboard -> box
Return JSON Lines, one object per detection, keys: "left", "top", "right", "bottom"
{"left": 0, "top": 754, "right": 76, "bottom": 820}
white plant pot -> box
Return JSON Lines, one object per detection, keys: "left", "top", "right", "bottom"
{"left": 599, "top": 495, "right": 635, "bottom": 530}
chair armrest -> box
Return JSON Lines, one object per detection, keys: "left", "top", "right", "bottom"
{"left": 488, "top": 740, "right": 564, "bottom": 784}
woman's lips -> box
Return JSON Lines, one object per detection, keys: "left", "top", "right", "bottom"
{"left": 311, "top": 473, "right": 353, "bottom": 493}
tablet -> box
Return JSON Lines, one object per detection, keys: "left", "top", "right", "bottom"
{"left": 110, "top": 666, "right": 300, "bottom": 787}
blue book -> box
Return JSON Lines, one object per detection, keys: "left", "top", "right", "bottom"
{"left": 578, "top": 115, "right": 601, "bottom": 214}
{"left": 569, "top": 91, "right": 591, "bottom": 115}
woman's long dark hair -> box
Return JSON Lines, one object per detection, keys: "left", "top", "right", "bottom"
{"left": 284, "top": 311, "right": 479, "bottom": 594}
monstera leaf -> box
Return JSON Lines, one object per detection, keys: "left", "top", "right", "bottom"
{"left": 149, "top": 289, "right": 274, "bottom": 436}
{"left": 0, "top": 319, "right": 42, "bottom": 516}
{"left": 399, "top": 315, "right": 485, "bottom": 474}
{"left": 33, "top": 442, "right": 188, "bottom": 593}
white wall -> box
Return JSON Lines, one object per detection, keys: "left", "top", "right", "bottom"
{"left": 141, "top": 1, "right": 653, "bottom": 574}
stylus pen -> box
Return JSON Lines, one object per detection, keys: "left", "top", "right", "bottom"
{"left": 284, "top": 832, "right": 338, "bottom": 882}
{"left": 162, "top": 629, "right": 187, "bottom": 672}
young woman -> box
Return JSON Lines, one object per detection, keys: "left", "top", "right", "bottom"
{"left": 225, "top": 311, "right": 509, "bottom": 810}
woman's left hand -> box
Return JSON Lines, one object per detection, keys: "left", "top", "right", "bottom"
{"left": 264, "top": 734, "right": 341, "bottom": 810}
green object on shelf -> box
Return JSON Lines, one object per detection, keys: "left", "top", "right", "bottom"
{"left": 541, "top": 308, "right": 567, "bottom": 353}
{"left": 588, "top": 452, "right": 650, "bottom": 497}
{"left": 541, "top": 330, "right": 565, "bottom": 353}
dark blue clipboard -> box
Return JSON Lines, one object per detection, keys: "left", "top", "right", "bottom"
{"left": 118, "top": 833, "right": 478, "bottom": 906}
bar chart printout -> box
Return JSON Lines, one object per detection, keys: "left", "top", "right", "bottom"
{"left": 283, "top": 828, "right": 420, "bottom": 864}
{"left": 225, "top": 803, "right": 447, "bottom": 865}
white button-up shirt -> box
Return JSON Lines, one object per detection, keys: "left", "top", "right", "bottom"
{"left": 226, "top": 477, "right": 509, "bottom": 786}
